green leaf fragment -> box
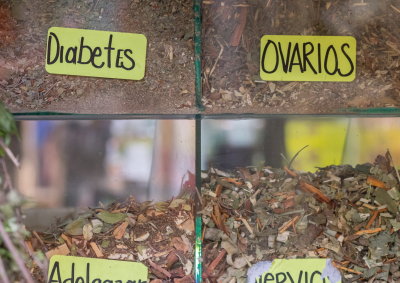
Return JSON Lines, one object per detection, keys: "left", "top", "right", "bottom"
{"left": 96, "top": 211, "right": 126, "bottom": 224}
{"left": 64, "top": 217, "right": 87, "bottom": 236}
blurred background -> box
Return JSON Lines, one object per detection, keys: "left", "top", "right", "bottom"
{"left": 202, "top": 117, "right": 400, "bottom": 171}
{"left": 11, "top": 117, "right": 400, "bottom": 230}
{"left": 11, "top": 119, "right": 195, "bottom": 231}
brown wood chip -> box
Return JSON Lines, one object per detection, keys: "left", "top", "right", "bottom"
{"left": 45, "top": 243, "right": 70, "bottom": 259}
{"left": 89, "top": 242, "right": 104, "bottom": 258}
{"left": 113, "top": 221, "right": 129, "bottom": 240}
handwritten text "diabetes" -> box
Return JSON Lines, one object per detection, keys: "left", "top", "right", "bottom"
{"left": 46, "top": 33, "right": 135, "bottom": 71}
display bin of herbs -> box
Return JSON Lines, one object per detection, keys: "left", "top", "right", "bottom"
{"left": 200, "top": 152, "right": 400, "bottom": 282}
{"left": 0, "top": 0, "right": 195, "bottom": 114}
{"left": 25, "top": 196, "right": 196, "bottom": 283}
{"left": 201, "top": 0, "right": 400, "bottom": 114}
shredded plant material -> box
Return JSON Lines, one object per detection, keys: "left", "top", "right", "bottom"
{"left": 201, "top": 152, "right": 400, "bottom": 282}
{"left": 26, "top": 197, "right": 195, "bottom": 283}
{"left": 0, "top": 0, "right": 195, "bottom": 114}
{"left": 202, "top": 0, "right": 400, "bottom": 113}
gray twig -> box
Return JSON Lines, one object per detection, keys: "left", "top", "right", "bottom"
{"left": 0, "top": 139, "right": 19, "bottom": 168}
{"left": 0, "top": 256, "right": 11, "bottom": 283}
{"left": 0, "top": 219, "right": 35, "bottom": 283}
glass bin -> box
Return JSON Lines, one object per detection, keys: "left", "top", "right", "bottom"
{"left": 201, "top": 0, "right": 400, "bottom": 114}
{"left": 9, "top": 118, "right": 196, "bottom": 282}
{"left": 200, "top": 116, "right": 400, "bottom": 282}
{"left": 0, "top": 0, "right": 196, "bottom": 114}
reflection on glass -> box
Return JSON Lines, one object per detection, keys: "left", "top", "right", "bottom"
{"left": 14, "top": 120, "right": 195, "bottom": 231}
{"left": 201, "top": 1, "right": 400, "bottom": 113}
{"left": 0, "top": 0, "right": 195, "bottom": 114}
{"left": 202, "top": 117, "right": 400, "bottom": 171}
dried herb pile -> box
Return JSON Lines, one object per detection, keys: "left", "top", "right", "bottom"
{"left": 0, "top": 0, "right": 195, "bottom": 114}
{"left": 201, "top": 153, "right": 400, "bottom": 282}
{"left": 202, "top": 0, "right": 400, "bottom": 113}
{"left": 27, "top": 197, "right": 195, "bottom": 283}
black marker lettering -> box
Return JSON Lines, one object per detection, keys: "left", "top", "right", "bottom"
{"left": 286, "top": 272, "right": 294, "bottom": 283}
{"left": 104, "top": 34, "right": 115, "bottom": 68}
{"left": 263, "top": 273, "right": 275, "bottom": 283}
{"left": 104, "top": 280, "right": 113, "bottom": 283}
{"left": 78, "top": 37, "right": 92, "bottom": 64}
{"left": 75, "top": 277, "right": 84, "bottom": 283}
{"left": 276, "top": 272, "right": 287, "bottom": 283}
{"left": 338, "top": 43, "right": 354, "bottom": 77}
{"left": 123, "top": 49, "right": 135, "bottom": 71}
{"left": 91, "top": 47, "right": 105, "bottom": 68}
{"left": 302, "top": 42, "right": 317, "bottom": 74}
{"left": 86, "top": 263, "right": 90, "bottom": 283}
{"left": 116, "top": 49, "right": 124, "bottom": 68}
{"left": 297, "top": 271, "right": 303, "bottom": 282}
{"left": 47, "top": 32, "right": 60, "bottom": 65}
{"left": 48, "top": 261, "right": 62, "bottom": 283}
{"left": 317, "top": 43, "right": 322, "bottom": 73}
{"left": 310, "top": 271, "right": 326, "bottom": 283}
{"left": 261, "top": 40, "right": 279, "bottom": 74}
{"left": 92, "top": 279, "right": 101, "bottom": 283}
{"left": 60, "top": 46, "right": 64, "bottom": 63}
{"left": 65, "top": 47, "right": 77, "bottom": 64}
{"left": 324, "top": 45, "right": 339, "bottom": 75}
{"left": 62, "top": 262, "right": 74, "bottom": 283}
{"left": 289, "top": 43, "right": 303, "bottom": 72}
{"left": 278, "top": 42, "right": 291, "bottom": 73}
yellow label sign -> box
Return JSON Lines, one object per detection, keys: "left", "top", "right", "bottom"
{"left": 48, "top": 255, "right": 148, "bottom": 283}
{"left": 260, "top": 35, "right": 356, "bottom": 81}
{"left": 46, "top": 27, "right": 147, "bottom": 80}
{"left": 247, "top": 259, "right": 342, "bottom": 283}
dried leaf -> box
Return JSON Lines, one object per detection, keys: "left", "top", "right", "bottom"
{"left": 64, "top": 217, "right": 87, "bottom": 236}
{"left": 96, "top": 211, "right": 126, "bottom": 224}
{"left": 134, "top": 232, "right": 150, "bottom": 242}
{"left": 82, "top": 223, "right": 93, "bottom": 241}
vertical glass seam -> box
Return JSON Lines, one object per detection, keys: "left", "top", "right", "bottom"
{"left": 194, "top": 0, "right": 205, "bottom": 111}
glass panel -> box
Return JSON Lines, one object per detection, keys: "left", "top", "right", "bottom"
{"left": 0, "top": 0, "right": 195, "bottom": 114}
{"left": 200, "top": 117, "right": 400, "bottom": 282}
{"left": 11, "top": 119, "right": 196, "bottom": 281}
{"left": 201, "top": 1, "right": 400, "bottom": 114}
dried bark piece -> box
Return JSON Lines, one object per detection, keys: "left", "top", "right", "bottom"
{"left": 230, "top": 6, "right": 248, "bottom": 47}
{"left": 89, "top": 242, "right": 104, "bottom": 258}
{"left": 113, "top": 221, "right": 129, "bottom": 240}
{"left": 205, "top": 249, "right": 226, "bottom": 276}
{"left": 60, "top": 234, "right": 72, "bottom": 248}
{"left": 354, "top": 227, "right": 383, "bottom": 236}
{"left": 45, "top": 243, "right": 70, "bottom": 259}
{"left": 148, "top": 259, "right": 171, "bottom": 278}
{"left": 166, "top": 251, "right": 179, "bottom": 269}
{"left": 299, "top": 181, "right": 331, "bottom": 204}
{"left": 367, "top": 176, "right": 389, "bottom": 190}
{"left": 171, "top": 237, "right": 189, "bottom": 253}
{"left": 173, "top": 275, "right": 195, "bottom": 283}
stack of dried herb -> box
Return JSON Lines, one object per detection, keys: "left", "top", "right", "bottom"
{"left": 202, "top": 0, "right": 400, "bottom": 113}
{"left": 26, "top": 197, "right": 195, "bottom": 283}
{"left": 201, "top": 153, "right": 400, "bottom": 282}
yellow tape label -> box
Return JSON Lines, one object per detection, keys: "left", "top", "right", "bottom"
{"left": 48, "top": 255, "right": 148, "bottom": 283}
{"left": 260, "top": 35, "right": 356, "bottom": 81}
{"left": 247, "top": 259, "right": 342, "bottom": 283}
{"left": 46, "top": 27, "right": 147, "bottom": 80}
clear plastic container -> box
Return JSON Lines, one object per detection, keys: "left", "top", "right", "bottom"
{"left": 0, "top": 0, "right": 195, "bottom": 114}
{"left": 200, "top": 116, "right": 400, "bottom": 282}
{"left": 201, "top": 0, "right": 400, "bottom": 114}
{"left": 11, "top": 119, "right": 196, "bottom": 282}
